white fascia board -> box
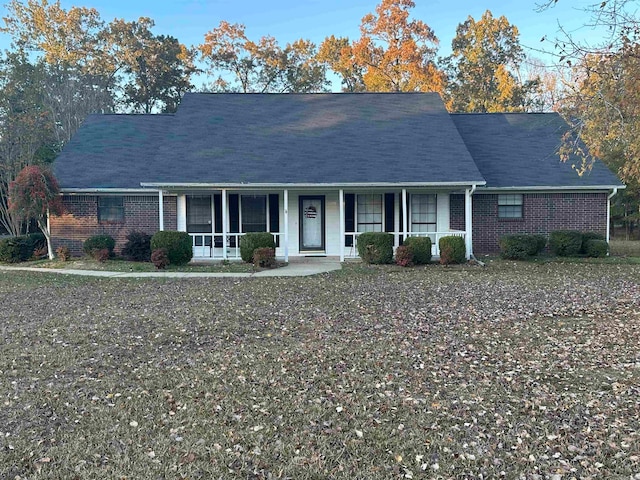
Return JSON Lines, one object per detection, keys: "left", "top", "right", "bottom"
{"left": 61, "top": 188, "right": 176, "bottom": 195}
{"left": 139, "top": 181, "right": 487, "bottom": 189}
{"left": 476, "top": 185, "right": 625, "bottom": 193}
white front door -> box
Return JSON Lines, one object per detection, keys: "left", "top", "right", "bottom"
{"left": 299, "top": 196, "right": 325, "bottom": 251}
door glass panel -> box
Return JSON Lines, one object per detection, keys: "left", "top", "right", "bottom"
{"left": 302, "top": 198, "right": 323, "bottom": 249}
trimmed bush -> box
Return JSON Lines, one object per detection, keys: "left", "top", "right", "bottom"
{"left": 151, "top": 248, "right": 169, "bottom": 269}
{"left": 580, "top": 232, "right": 605, "bottom": 254}
{"left": 549, "top": 230, "right": 583, "bottom": 257}
{"left": 395, "top": 245, "right": 414, "bottom": 267}
{"left": 438, "top": 235, "right": 466, "bottom": 265}
{"left": 403, "top": 236, "right": 432, "bottom": 264}
{"left": 584, "top": 239, "right": 608, "bottom": 258}
{"left": 0, "top": 233, "right": 47, "bottom": 263}
{"left": 240, "top": 232, "right": 275, "bottom": 263}
{"left": 83, "top": 235, "right": 115, "bottom": 258}
{"left": 499, "top": 234, "right": 547, "bottom": 260}
{"left": 357, "top": 232, "right": 394, "bottom": 264}
{"left": 253, "top": 247, "right": 276, "bottom": 268}
{"left": 94, "top": 248, "right": 110, "bottom": 263}
{"left": 151, "top": 231, "right": 192, "bottom": 266}
{"left": 122, "top": 230, "right": 151, "bottom": 262}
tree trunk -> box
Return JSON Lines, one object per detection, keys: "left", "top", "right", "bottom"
{"left": 37, "top": 211, "right": 55, "bottom": 260}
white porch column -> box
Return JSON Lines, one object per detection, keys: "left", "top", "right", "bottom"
{"left": 222, "top": 189, "right": 228, "bottom": 260}
{"left": 158, "top": 189, "right": 164, "bottom": 231}
{"left": 465, "top": 187, "right": 473, "bottom": 259}
{"left": 402, "top": 188, "right": 408, "bottom": 241}
{"left": 284, "top": 189, "right": 289, "bottom": 262}
{"left": 607, "top": 188, "right": 618, "bottom": 243}
{"left": 339, "top": 189, "right": 345, "bottom": 262}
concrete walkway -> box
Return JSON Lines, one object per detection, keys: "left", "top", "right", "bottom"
{"left": 0, "top": 258, "right": 342, "bottom": 278}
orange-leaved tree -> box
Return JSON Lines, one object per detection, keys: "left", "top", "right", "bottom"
{"left": 320, "top": 0, "right": 445, "bottom": 93}
{"left": 9, "top": 165, "right": 63, "bottom": 259}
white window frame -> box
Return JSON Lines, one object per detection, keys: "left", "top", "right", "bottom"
{"left": 498, "top": 194, "right": 523, "bottom": 219}
{"left": 356, "top": 194, "right": 383, "bottom": 232}
{"left": 409, "top": 194, "right": 437, "bottom": 233}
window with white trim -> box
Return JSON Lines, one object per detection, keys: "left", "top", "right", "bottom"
{"left": 357, "top": 194, "right": 383, "bottom": 232}
{"left": 98, "top": 196, "right": 124, "bottom": 223}
{"left": 410, "top": 194, "right": 437, "bottom": 232}
{"left": 498, "top": 194, "right": 523, "bottom": 218}
{"left": 241, "top": 195, "right": 267, "bottom": 232}
{"left": 186, "top": 195, "right": 212, "bottom": 233}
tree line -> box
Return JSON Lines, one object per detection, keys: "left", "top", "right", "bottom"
{"left": 0, "top": 0, "right": 638, "bottom": 236}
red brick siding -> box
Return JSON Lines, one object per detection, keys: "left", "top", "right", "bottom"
{"left": 468, "top": 193, "right": 608, "bottom": 254}
{"left": 51, "top": 194, "right": 178, "bottom": 256}
{"left": 449, "top": 194, "right": 465, "bottom": 231}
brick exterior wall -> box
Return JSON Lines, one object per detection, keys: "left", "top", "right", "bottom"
{"left": 50, "top": 194, "right": 178, "bottom": 256}
{"left": 449, "top": 192, "right": 608, "bottom": 254}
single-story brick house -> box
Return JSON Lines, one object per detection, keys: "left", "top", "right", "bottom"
{"left": 51, "top": 92, "right": 624, "bottom": 261}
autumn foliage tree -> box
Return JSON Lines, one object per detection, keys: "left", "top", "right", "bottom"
{"left": 198, "top": 21, "right": 327, "bottom": 93}
{"left": 320, "top": 0, "right": 445, "bottom": 93}
{"left": 444, "top": 10, "right": 539, "bottom": 112}
{"left": 9, "top": 165, "right": 63, "bottom": 259}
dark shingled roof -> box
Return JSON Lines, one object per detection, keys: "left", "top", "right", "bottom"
{"left": 451, "top": 113, "right": 622, "bottom": 189}
{"left": 54, "top": 114, "right": 175, "bottom": 189}
{"left": 55, "top": 93, "right": 485, "bottom": 189}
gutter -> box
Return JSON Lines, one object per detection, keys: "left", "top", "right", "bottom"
{"left": 607, "top": 187, "right": 619, "bottom": 243}
{"left": 139, "top": 181, "right": 487, "bottom": 189}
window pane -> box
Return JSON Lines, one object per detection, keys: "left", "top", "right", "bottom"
{"left": 187, "top": 196, "right": 212, "bottom": 233}
{"left": 242, "top": 195, "right": 267, "bottom": 232}
{"left": 498, "top": 194, "right": 523, "bottom": 218}
{"left": 357, "top": 194, "right": 383, "bottom": 232}
{"left": 98, "top": 196, "right": 124, "bottom": 223}
{"left": 411, "top": 194, "right": 436, "bottom": 232}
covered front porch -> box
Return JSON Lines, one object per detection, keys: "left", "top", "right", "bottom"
{"left": 150, "top": 185, "right": 477, "bottom": 262}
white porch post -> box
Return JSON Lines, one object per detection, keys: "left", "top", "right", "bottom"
{"left": 158, "top": 189, "right": 164, "bottom": 231}
{"left": 339, "top": 189, "right": 345, "bottom": 262}
{"left": 222, "top": 189, "right": 228, "bottom": 260}
{"left": 607, "top": 188, "right": 618, "bottom": 243}
{"left": 402, "top": 188, "right": 408, "bottom": 241}
{"left": 465, "top": 187, "right": 473, "bottom": 259}
{"left": 284, "top": 189, "right": 289, "bottom": 262}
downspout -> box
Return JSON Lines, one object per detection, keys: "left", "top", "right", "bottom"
{"left": 607, "top": 187, "right": 618, "bottom": 244}
{"left": 465, "top": 184, "right": 477, "bottom": 260}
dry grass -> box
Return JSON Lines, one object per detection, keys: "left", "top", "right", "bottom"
{"left": 610, "top": 239, "right": 640, "bottom": 257}
{"left": 1, "top": 262, "right": 639, "bottom": 479}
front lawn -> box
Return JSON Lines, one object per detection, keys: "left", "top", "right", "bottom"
{"left": 1, "top": 263, "right": 639, "bottom": 478}
{"left": 23, "top": 257, "right": 258, "bottom": 273}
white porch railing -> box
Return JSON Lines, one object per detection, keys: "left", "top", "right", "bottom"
{"left": 190, "top": 232, "right": 282, "bottom": 260}
{"left": 343, "top": 231, "right": 466, "bottom": 259}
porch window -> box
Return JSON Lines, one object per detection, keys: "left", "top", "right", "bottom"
{"left": 498, "top": 194, "right": 523, "bottom": 218}
{"left": 410, "top": 194, "right": 437, "bottom": 232}
{"left": 98, "top": 196, "right": 124, "bottom": 223}
{"left": 241, "top": 195, "right": 267, "bottom": 232}
{"left": 187, "top": 195, "right": 212, "bottom": 233}
{"left": 357, "top": 194, "right": 383, "bottom": 232}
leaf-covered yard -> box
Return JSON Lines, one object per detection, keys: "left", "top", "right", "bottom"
{"left": 1, "top": 262, "right": 639, "bottom": 479}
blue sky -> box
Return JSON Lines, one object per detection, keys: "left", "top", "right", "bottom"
{"left": 0, "top": 0, "right": 606, "bottom": 88}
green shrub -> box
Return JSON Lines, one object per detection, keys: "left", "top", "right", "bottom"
{"left": 438, "top": 235, "right": 466, "bottom": 265}
{"left": 0, "top": 237, "right": 22, "bottom": 263}
{"left": 549, "top": 230, "right": 583, "bottom": 257}
{"left": 580, "top": 232, "right": 605, "bottom": 254}
{"left": 584, "top": 239, "right": 608, "bottom": 258}
{"left": 0, "top": 233, "right": 47, "bottom": 263}
{"left": 403, "top": 236, "right": 432, "bottom": 264}
{"left": 122, "top": 230, "right": 151, "bottom": 262}
{"left": 499, "top": 234, "right": 547, "bottom": 260}
{"left": 240, "top": 232, "right": 275, "bottom": 263}
{"left": 253, "top": 247, "right": 276, "bottom": 268}
{"left": 83, "top": 235, "right": 115, "bottom": 257}
{"left": 395, "top": 245, "right": 414, "bottom": 267}
{"left": 151, "top": 231, "right": 192, "bottom": 266}
{"left": 357, "top": 232, "right": 394, "bottom": 264}
{"left": 151, "top": 248, "right": 169, "bottom": 269}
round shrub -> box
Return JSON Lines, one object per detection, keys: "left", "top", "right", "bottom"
{"left": 395, "top": 244, "right": 414, "bottom": 267}
{"left": 83, "top": 235, "right": 115, "bottom": 257}
{"left": 403, "top": 236, "right": 432, "bottom": 264}
{"left": 438, "top": 235, "right": 466, "bottom": 265}
{"left": 357, "top": 232, "right": 394, "bottom": 264}
{"left": 0, "top": 237, "right": 22, "bottom": 263}
{"left": 580, "top": 232, "right": 605, "bottom": 254}
{"left": 240, "top": 232, "right": 276, "bottom": 263}
{"left": 584, "top": 239, "right": 608, "bottom": 258}
{"left": 0, "top": 233, "right": 47, "bottom": 263}
{"left": 499, "top": 234, "right": 547, "bottom": 260}
{"left": 122, "top": 230, "right": 151, "bottom": 261}
{"left": 549, "top": 230, "right": 583, "bottom": 257}
{"left": 151, "top": 231, "right": 192, "bottom": 266}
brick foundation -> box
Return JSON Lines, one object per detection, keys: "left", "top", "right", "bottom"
{"left": 449, "top": 192, "right": 608, "bottom": 254}
{"left": 50, "top": 194, "right": 178, "bottom": 256}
